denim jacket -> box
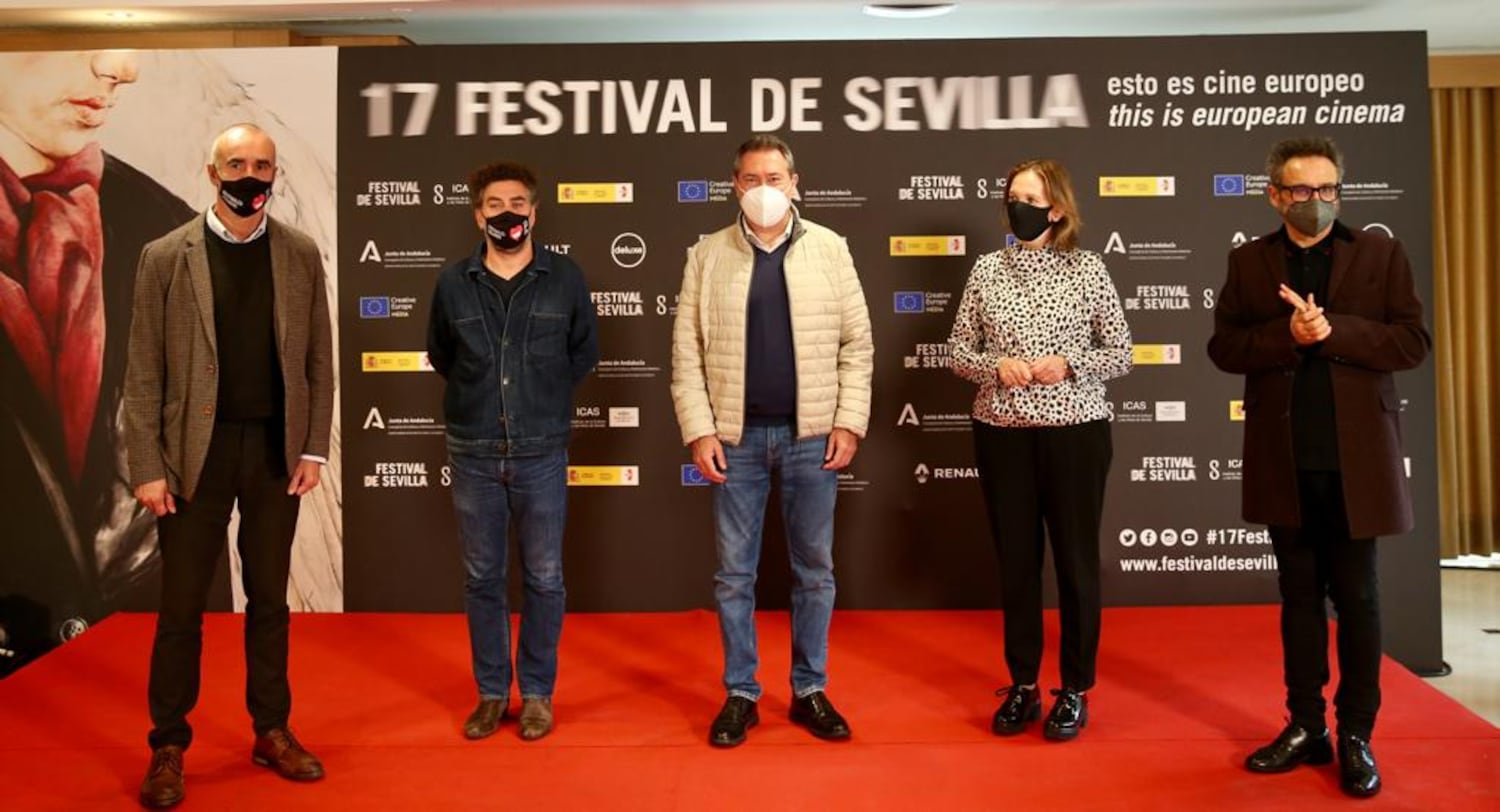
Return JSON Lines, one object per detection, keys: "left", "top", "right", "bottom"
{"left": 427, "top": 242, "right": 599, "bottom": 456}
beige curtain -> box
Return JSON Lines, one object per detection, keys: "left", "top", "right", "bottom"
{"left": 1432, "top": 87, "right": 1500, "bottom": 557}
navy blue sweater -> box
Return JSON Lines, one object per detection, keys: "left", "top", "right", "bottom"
{"left": 744, "top": 241, "right": 797, "bottom": 423}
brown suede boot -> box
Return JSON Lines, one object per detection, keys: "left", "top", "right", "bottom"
{"left": 518, "top": 697, "right": 554, "bottom": 741}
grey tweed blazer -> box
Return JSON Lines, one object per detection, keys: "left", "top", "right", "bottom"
{"left": 123, "top": 213, "right": 334, "bottom": 500}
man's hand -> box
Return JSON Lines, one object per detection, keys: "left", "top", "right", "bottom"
{"left": 691, "top": 435, "right": 728, "bottom": 483}
{"left": 134, "top": 479, "right": 176, "bottom": 517}
{"left": 1279, "top": 284, "right": 1332, "bottom": 346}
{"left": 1029, "top": 355, "right": 1071, "bottom": 385}
{"left": 287, "top": 460, "right": 323, "bottom": 496}
{"left": 998, "top": 357, "right": 1034, "bottom": 388}
{"left": 823, "top": 428, "right": 859, "bottom": 471}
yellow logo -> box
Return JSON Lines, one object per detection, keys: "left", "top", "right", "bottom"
{"left": 361, "top": 352, "right": 432, "bottom": 372}
{"left": 557, "top": 183, "right": 634, "bottom": 204}
{"left": 567, "top": 465, "right": 640, "bottom": 486}
{"left": 889, "top": 235, "right": 966, "bottom": 256}
{"left": 1132, "top": 344, "right": 1182, "bottom": 365}
{"left": 1098, "top": 176, "right": 1176, "bottom": 197}
{"left": 1229, "top": 400, "right": 1246, "bottom": 421}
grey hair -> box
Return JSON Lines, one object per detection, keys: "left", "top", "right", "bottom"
{"left": 732, "top": 134, "right": 796, "bottom": 176}
{"left": 210, "top": 122, "right": 273, "bottom": 167}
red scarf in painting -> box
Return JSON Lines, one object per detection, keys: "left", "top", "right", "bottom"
{"left": 0, "top": 142, "right": 106, "bottom": 483}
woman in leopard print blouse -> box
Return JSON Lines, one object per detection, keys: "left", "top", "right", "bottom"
{"left": 948, "top": 158, "right": 1132, "bottom": 743}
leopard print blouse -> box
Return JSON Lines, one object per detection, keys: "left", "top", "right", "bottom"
{"left": 948, "top": 245, "right": 1133, "bottom": 427}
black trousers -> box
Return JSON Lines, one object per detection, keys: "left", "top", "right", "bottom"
{"left": 972, "top": 419, "right": 1112, "bottom": 691}
{"left": 147, "top": 420, "right": 300, "bottom": 750}
{"left": 1269, "top": 470, "right": 1381, "bottom": 739}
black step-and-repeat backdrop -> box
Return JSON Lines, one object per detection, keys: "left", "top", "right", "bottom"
{"left": 337, "top": 33, "right": 1439, "bottom": 671}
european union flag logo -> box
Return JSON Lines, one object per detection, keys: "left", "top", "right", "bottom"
{"left": 681, "top": 464, "right": 709, "bottom": 486}
{"left": 1213, "top": 174, "right": 1246, "bottom": 196}
{"left": 893, "top": 292, "right": 926, "bottom": 313}
{"left": 359, "top": 296, "right": 391, "bottom": 318}
{"left": 677, "top": 181, "right": 709, "bottom": 202}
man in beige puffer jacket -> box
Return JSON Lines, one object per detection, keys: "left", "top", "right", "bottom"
{"left": 671, "top": 135, "right": 873, "bottom": 749}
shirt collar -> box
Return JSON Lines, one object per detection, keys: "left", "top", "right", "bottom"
{"left": 1276, "top": 220, "right": 1352, "bottom": 255}
{"left": 740, "top": 211, "right": 797, "bottom": 253}
{"left": 205, "top": 206, "right": 268, "bottom": 244}
{"left": 464, "top": 240, "right": 550, "bottom": 277}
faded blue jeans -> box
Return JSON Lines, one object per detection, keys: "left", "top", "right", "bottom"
{"left": 448, "top": 444, "right": 568, "bottom": 701}
{"left": 713, "top": 424, "right": 839, "bottom": 701}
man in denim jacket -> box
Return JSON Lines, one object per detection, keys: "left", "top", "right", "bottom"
{"left": 427, "top": 161, "right": 598, "bottom": 743}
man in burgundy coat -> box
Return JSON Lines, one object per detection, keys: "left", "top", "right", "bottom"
{"left": 1208, "top": 136, "right": 1430, "bottom": 799}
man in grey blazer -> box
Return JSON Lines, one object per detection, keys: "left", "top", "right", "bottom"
{"left": 124, "top": 123, "right": 333, "bottom": 809}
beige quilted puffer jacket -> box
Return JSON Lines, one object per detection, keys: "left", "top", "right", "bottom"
{"left": 671, "top": 217, "right": 873, "bottom": 446}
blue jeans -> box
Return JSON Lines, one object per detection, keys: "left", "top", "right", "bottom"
{"left": 448, "top": 446, "right": 568, "bottom": 700}
{"left": 713, "top": 424, "right": 839, "bottom": 700}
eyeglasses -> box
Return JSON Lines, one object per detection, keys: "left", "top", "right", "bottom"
{"left": 1275, "top": 183, "right": 1341, "bottom": 203}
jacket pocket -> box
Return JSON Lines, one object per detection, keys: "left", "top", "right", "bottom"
{"left": 527, "top": 310, "right": 568, "bottom": 358}
{"left": 452, "top": 316, "right": 492, "bottom": 379}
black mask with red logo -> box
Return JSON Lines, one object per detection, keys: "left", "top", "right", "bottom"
{"left": 485, "top": 211, "right": 531, "bottom": 250}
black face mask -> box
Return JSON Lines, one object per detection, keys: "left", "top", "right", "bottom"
{"left": 1006, "top": 200, "right": 1054, "bottom": 243}
{"left": 485, "top": 211, "right": 531, "bottom": 250}
{"left": 217, "top": 175, "right": 272, "bottom": 218}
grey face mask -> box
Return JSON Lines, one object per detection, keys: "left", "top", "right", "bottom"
{"left": 1284, "top": 199, "right": 1338, "bottom": 237}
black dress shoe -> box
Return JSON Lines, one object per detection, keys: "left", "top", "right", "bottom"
{"left": 1042, "top": 688, "right": 1088, "bottom": 741}
{"left": 991, "top": 684, "right": 1041, "bottom": 736}
{"left": 709, "top": 696, "right": 759, "bottom": 748}
{"left": 1244, "top": 722, "right": 1333, "bottom": 773}
{"left": 1337, "top": 734, "right": 1382, "bottom": 798}
{"left": 789, "top": 691, "right": 851, "bottom": 740}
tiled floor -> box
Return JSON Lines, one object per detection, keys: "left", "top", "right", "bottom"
{"left": 1425, "top": 568, "right": 1500, "bottom": 726}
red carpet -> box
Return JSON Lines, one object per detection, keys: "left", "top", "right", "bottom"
{"left": 1, "top": 607, "right": 1494, "bottom": 810}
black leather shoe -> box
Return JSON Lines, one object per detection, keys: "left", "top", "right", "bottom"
{"left": 709, "top": 696, "right": 758, "bottom": 748}
{"left": 991, "top": 684, "right": 1041, "bottom": 736}
{"left": 1244, "top": 722, "right": 1333, "bottom": 773}
{"left": 789, "top": 691, "right": 851, "bottom": 740}
{"left": 1337, "top": 734, "right": 1382, "bottom": 798}
{"left": 1043, "top": 688, "right": 1088, "bottom": 741}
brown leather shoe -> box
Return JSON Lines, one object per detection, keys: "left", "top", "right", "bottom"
{"left": 251, "top": 728, "right": 325, "bottom": 781}
{"left": 139, "top": 745, "right": 185, "bottom": 808}
{"left": 518, "top": 697, "right": 554, "bottom": 741}
{"left": 463, "top": 698, "right": 507, "bottom": 740}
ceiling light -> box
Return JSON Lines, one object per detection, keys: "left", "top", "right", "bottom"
{"left": 863, "top": 3, "right": 957, "bottom": 19}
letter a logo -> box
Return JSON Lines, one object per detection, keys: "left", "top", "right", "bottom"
{"left": 363, "top": 407, "right": 385, "bottom": 430}
{"left": 897, "top": 403, "right": 920, "bottom": 427}
{"left": 360, "top": 240, "right": 382, "bottom": 263}
{"left": 1104, "top": 231, "right": 1126, "bottom": 254}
